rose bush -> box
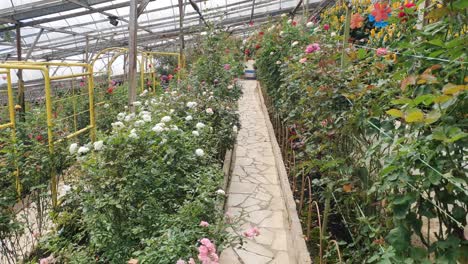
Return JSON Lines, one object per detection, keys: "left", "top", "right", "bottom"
{"left": 248, "top": 0, "right": 466, "bottom": 263}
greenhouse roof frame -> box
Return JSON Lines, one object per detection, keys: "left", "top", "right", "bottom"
{"left": 0, "top": 0, "right": 328, "bottom": 63}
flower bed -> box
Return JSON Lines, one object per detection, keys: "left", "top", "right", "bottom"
{"left": 24, "top": 31, "right": 248, "bottom": 264}
{"left": 246, "top": 1, "right": 467, "bottom": 263}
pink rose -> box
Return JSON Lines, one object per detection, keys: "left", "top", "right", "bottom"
{"left": 324, "top": 24, "right": 330, "bottom": 30}
{"left": 376, "top": 47, "right": 388, "bottom": 56}
{"left": 188, "top": 258, "right": 196, "bottom": 264}
{"left": 299, "top": 58, "right": 307, "bottom": 64}
{"left": 176, "top": 260, "right": 186, "bottom": 264}
{"left": 243, "top": 226, "right": 261, "bottom": 238}
{"left": 305, "top": 43, "right": 321, "bottom": 54}
{"left": 223, "top": 64, "right": 231, "bottom": 70}
{"left": 200, "top": 221, "right": 210, "bottom": 227}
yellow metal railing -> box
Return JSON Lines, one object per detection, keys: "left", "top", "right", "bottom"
{"left": 0, "top": 62, "right": 96, "bottom": 207}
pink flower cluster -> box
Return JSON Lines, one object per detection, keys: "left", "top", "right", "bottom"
{"left": 305, "top": 43, "right": 321, "bottom": 54}
{"left": 376, "top": 47, "right": 388, "bottom": 56}
{"left": 40, "top": 255, "right": 55, "bottom": 264}
{"left": 198, "top": 238, "right": 219, "bottom": 264}
{"left": 223, "top": 64, "right": 231, "bottom": 70}
{"left": 243, "top": 227, "right": 260, "bottom": 238}
{"left": 176, "top": 259, "right": 196, "bottom": 264}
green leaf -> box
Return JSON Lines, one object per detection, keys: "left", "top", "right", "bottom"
{"left": 413, "top": 94, "right": 434, "bottom": 106}
{"left": 405, "top": 109, "right": 424, "bottom": 123}
{"left": 391, "top": 98, "right": 412, "bottom": 105}
{"left": 386, "top": 109, "right": 403, "bottom": 118}
{"left": 427, "top": 39, "right": 444, "bottom": 47}
{"left": 386, "top": 226, "right": 410, "bottom": 253}
{"left": 446, "top": 127, "right": 468, "bottom": 143}
{"left": 425, "top": 110, "right": 441, "bottom": 124}
{"left": 358, "top": 48, "right": 367, "bottom": 60}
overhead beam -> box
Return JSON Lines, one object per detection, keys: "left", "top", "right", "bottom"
{"left": 137, "top": 0, "right": 152, "bottom": 18}
{"left": 188, "top": 0, "right": 209, "bottom": 27}
{"left": 25, "top": 28, "right": 44, "bottom": 60}
{"left": 65, "top": 0, "right": 155, "bottom": 35}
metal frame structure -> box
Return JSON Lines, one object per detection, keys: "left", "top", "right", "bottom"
{"left": 0, "top": 0, "right": 323, "bottom": 62}
{"left": 0, "top": 61, "right": 96, "bottom": 207}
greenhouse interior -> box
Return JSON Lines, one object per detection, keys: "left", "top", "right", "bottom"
{"left": 0, "top": 0, "right": 466, "bottom": 263}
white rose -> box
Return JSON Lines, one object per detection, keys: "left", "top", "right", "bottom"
{"left": 117, "top": 112, "right": 126, "bottom": 121}
{"left": 281, "top": 13, "right": 287, "bottom": 18}
{"left": 77, "top": 146, "right": 89, "bottom": 155}
{"left": 133, "top": 101, "right": 142, "bottom": 107}
{"left": 292, "top": 41, "right": 299, "bottom": 47}
{"left": 129, "top": 129, "right": 139, "bottom": 139}
{"left": 152, "top": 124, "right": 164, "bottom": 133}
{"left": 185, "top": 115, "right": 193, "bottom": 121}
{"left": 276, "top": 61, "right": 282, "bottom": 65}
{"left": 306, "top": 21, "right": 314, "bottom": 28}
{"left": 124, "top": 113, "right": 135, "bottom": 122}
{"left": 206, "top": 108, "right": 214, "bottom": 115}
{"left": 196, "top": 122, "right": 205, "bottom": 130}
{"left": 216, "top": 189, "right": 226, "bottom": 196}
{"left": 142, "top": 114, "right": 152, "bottom": 122}
{"left": 93, "top": 140, "right": 104, "bottom": 151}
{"left": 69, "top": 143, "right": 78, "bottom": 154}
{"left": 134, "top": 120, "right": 145, "bottom": 127}
{"left": 170, "top": 109, "right": 175, "bottom": 114}
{"left": 161, "top": 116, "right": 171, "bottom": 123}
{"left": 195, "top": 148, "right": 205, "bottom": 157}
{"left": 192, "top": 131, "right": 200, "bottom": 136}
{"left": 103, "top": 103, "right": 110, "bottom": 108}
{"left": 331, "top": 32, "right": 337, "bottom": 37}
{"left": 139, "top": 90, "right": 148, "bottom": 97}
{"left": 233, "top": 125, "right": 238, "bottom": 133}
{"left": 111, "top": 121, "right": 125, "bottom": 130}
{"left": 270, "top": 52, "right": 274, "bottom": 55}
{"left": 186, "top": 101, "right": 197, "bottom": 108}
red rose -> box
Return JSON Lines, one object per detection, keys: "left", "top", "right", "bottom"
{"left": 259, "top": 31, "right": 264, "bottom": 36}
{"left": 168, "top": 74, "right": 173, "bottom": 80}
{"left": 107, "top": 87, "right": 114, "bottom": 94}
{"left": 244, "top": 49, "right": 250, "bottom": 55}
{"left": 36, "top": 135, "right": 43, "bottom": 142}
{"left": 255, "top": 44, "right": 261, "bottom": 50}
{"left": 292, "top": 21, "right": 297, "bottom": 26}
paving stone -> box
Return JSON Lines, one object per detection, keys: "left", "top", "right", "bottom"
{"left": 221, "top": 80, "right": 296, "bottom": 264}
{"left": 219, "top": 247, "right": 242, "bottom": 264}
{"left": 229, "top": 182, "right": 258, "bottom": 194}
{"left": 235, "top": 248, "right": 273, "bottom": 264}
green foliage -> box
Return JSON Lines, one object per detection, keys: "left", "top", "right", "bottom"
{"left": 249, "top": 1, "right": 467, "bottom": 263}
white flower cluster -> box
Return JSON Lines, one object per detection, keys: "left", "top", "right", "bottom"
{"left": 186, "top": 101, "right": 197, "bottom": 108}
{"left": 69, "top": 140, "right": 104, "bottom": 158}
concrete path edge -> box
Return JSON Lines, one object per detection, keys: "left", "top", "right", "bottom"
{"left": 255, "top": 82, "right": 312, "bottom": 264}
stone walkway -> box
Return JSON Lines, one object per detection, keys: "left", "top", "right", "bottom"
{"left": 220, "top": 80, "right": 296, "bottom": 264}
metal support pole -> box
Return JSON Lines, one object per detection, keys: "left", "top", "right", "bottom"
{"left": 128, "top": 0, "right": 138, "bottom": 110}
{"left": 178, "top": 0, "right": 185, "bottom": 68}
{"left": 16, "top": 24, "right": 25, "bottom": 121}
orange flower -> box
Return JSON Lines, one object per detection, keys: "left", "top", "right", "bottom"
{"left": 371, "top": 3, "right": 392, "bottom": 22}
{"left": 350, "top": 13, "right": 364, "bottom": 29}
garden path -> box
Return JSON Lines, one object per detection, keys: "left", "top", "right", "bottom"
{"left": 219, "top": 80, "right": 296, "bottom": 264}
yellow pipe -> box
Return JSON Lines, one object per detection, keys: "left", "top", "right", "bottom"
{"left": 7, "top": 61, "right": 89, "bottom": 67}
{"left": 71, "top": 79, "right": 78, "bottom": 132}
{"left": 54, "top": 125, "right": 93, "bottom": 143}
{"left": 50, "top": 72, "right": 90, "bottom": 81}
{"left": 87, "top": 64, "right": 96, "bottom": 142}
{"left": 0, "top": 123, "right": 13, "bottom": 129}
{"left": 6, "top": 71, "right": 20, "bottom": 196}
{"left": 140, "top": 55, "right": 145, "bottom": 92}
{"left": 42, "top": 67, "right": 58, "bottom": 208}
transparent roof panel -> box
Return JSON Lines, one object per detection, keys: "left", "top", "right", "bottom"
{"left": 0, "top": 0, "right": 322, "bottom": 82}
